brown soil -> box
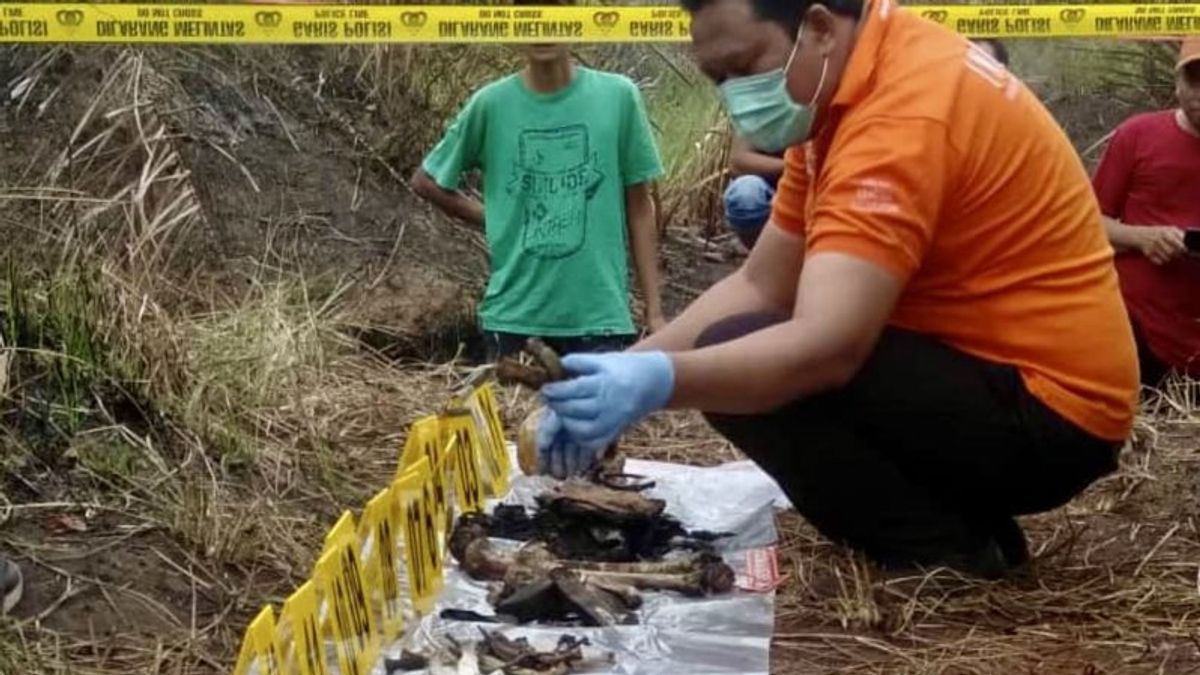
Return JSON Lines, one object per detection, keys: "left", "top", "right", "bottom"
{"left": 13, "top": 521, "right": 222, "bottom": 638}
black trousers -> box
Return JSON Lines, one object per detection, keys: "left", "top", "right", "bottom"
{"left": 698, "top": 313, "right": 1121, "bottom": 577}
{"left": 482, "top": 330, "right": 636, "bottom": 362}
{"left": 1130, "top": 318, "right": 1169, "bottom": 388}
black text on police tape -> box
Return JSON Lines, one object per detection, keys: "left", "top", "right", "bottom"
{"left": 292, "top": 20, "right": 392, "bottom": 39}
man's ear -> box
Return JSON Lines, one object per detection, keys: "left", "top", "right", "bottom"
{"left": 801, "top": 4, "right": 839, "bottom": 55}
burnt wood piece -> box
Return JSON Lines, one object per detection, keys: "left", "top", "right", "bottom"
{"left": 495, "top": 337, "right": 567, "bottom": 389}
{"left": 486, "top": 497, "right": 731, "bottom": 563}
{"left": 451, "top": 515, "right": 736, "bottom": 625}
{"left": 478, "top": 629, "right": 590, "bottom": 675}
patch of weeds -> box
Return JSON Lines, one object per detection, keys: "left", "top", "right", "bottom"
{"left": 217, "top": 437, "right": 256, "bottom": 475}
{"left": 183, "top": 281, "right": 336, "bottom": 413}
{"left": 167, "top": 480, "right": 263, "bottom": 565}
{"left": 1, "top": 264, "right": 101, "bottom": 455}
{"left": 0, "top": 261, "right": 160, "bottom": 481}
{"left": 66, "top": 428, "right": 144, "bottom": 486}
{"left": 0, "top": 626, "right": 50, "bottom": 675}
{"left": 42, "top": 272, "right": 102, "bottom": 434}
{"left": 308, "top": 435, "right": 352, "bottom": 495}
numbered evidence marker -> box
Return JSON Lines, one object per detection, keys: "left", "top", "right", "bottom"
{"left": 314, "top": 512, "right": 379, "bottom": 675}
{"left": 398, "top": 415, "right": 451, "bottom": 546}
{"left": 440, "top": 410, "right": 486, "bottom": 514}
{"left": 279, "top": 581, "right": 329, "bottom": 675}
{"left": 357, "top": 486, "right": 405, "bottom": 643}
{"left": 232, "top": 605, "right": 284, "bottom": 675}
{"left": 393, "top": 457, "right": 444, "bottom": 615}
{"left": 468, "top": 383, "right": 510, "bottom": 497}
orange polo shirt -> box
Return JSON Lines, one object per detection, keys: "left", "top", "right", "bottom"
{"left": 771, "top": 0, "right": 1137, "bottom": 441}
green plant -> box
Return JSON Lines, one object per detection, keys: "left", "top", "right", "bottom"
{"left": 68, "top": 428, "right": 144, "bottom": 485}
{"left": 43, "top": 273, "right": 102, "bottom": 433}
{"left": 3, "top": 260, "right": 26, "bottom": 354}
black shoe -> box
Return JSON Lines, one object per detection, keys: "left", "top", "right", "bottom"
{"left": 991, "top": 517, "right": 1030, "bottom": 569}
{"left": 944, "top": 538, "right": 1010, "bottom": 580}
{"left": 874, "top": 537, "right": 1010, "bottom": 581}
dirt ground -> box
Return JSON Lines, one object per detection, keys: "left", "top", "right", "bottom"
{"left": 0, "top": 41, "right": 1197, "bottom": 675}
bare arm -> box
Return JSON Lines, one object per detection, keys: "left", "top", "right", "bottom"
{"left": 1102, "top": 215, "right": 1142, "bottom": 253}
{"left": 729, "top": 136, "right": 786, "bottom": 179}
{"left": 1102, "top": 215, "right": 1186, "bottom": 265}
{"left": 410, "top": 169, "right": 485, "bottom": 229}
{"left": 669, "top": 252, "right": 901, "bottom": 413}
{"left": 631, "top": 222, "right": 806, "bottom": 353}
{"left": 625, "top": 182, "right": 666, "bottom": 332}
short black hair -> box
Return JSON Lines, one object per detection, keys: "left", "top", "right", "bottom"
{"left": 679, "top": 0, "right": 864, "bottom": 35}
{"left": 973, "top": 38, "right": 1009, "bottom": 66}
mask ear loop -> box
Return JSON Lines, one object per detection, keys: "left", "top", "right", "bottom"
{"left": 809, "top": 55, "right": 829, "bottom": 107}
{"left": 782, "top": 23, "right": 804, "bottom": 74}
{"left": 783, "top": 21, "right": 828, "bottom": 106}
{"left": 783, "top": 21, "right": 830, "bottom": 111}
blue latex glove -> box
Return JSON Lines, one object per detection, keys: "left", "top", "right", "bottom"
{"left": 540, "top": 351, "right": 675, "bottom": 465}
{"left": 534, "top": 407, "right": 593, "bottom": 479}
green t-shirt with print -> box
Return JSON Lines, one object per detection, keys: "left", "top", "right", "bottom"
{"left": 422, "top": 66, "right": 664, "bottom": 337}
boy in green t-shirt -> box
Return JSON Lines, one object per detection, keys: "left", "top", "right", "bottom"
{"left": 411, "top": 35, "right": 666, "bottom": 360}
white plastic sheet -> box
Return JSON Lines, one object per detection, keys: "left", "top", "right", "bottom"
{"left": 376, "top": 454, "right": 788, "bottom": 675}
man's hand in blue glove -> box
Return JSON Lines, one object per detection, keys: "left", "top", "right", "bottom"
{"left": 540, "top": 351, "right": 675, "bottom": 463}
{"left": 534, "top": 407, "right": 598, "bottom": 479}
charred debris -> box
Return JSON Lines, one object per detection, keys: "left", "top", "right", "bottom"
{"left": 386, "top": 629, "right": 608, "bottom": 675}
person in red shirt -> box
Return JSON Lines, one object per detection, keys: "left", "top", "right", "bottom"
{"left": 1092, "top": 37, "right": 1200, "bottom": 385}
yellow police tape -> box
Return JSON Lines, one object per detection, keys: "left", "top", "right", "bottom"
{"left": 0, "top": 3, "right": 1198, "bottom": 43}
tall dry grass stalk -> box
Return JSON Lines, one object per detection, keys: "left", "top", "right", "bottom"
{"left": 659, "top": 113, "right": 730, "bottom": 236}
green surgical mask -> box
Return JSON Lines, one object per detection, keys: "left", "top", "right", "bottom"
{"left": 719, "top": 25, "right": 828, "bottom": 153}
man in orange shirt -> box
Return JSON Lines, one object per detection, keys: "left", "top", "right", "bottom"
{"left": 532, "top": 0, "right": 1138, "bottom": 578}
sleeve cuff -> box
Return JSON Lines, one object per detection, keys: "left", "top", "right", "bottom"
{"left": 770, "top": 203, "right": 806, "bottom": 236}
{"left": 623, "top": 168, "right": 664, "bottom": 186}
{"left": 421, "top": 159, "right": 460, "bottom": 191}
